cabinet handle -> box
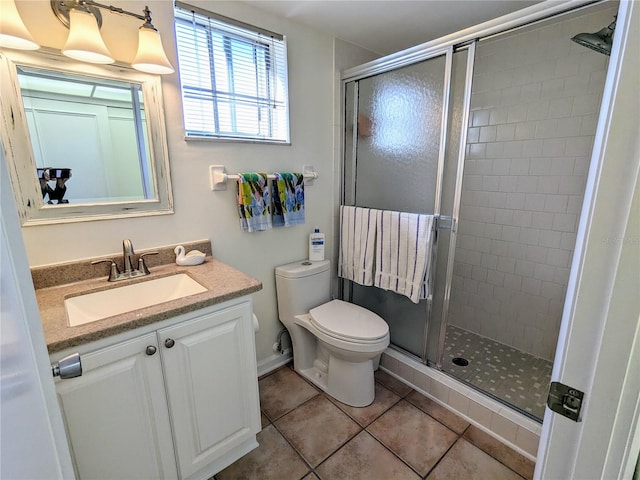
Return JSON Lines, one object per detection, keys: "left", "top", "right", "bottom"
{"left": 145, "top": 345, "right": 157, "bottom": 356}
{"left": 165, "top": 338, "right": 175, "bottom": 349}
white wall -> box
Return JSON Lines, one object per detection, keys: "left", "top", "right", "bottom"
{"left": 448, "top": 5, "right": 616, "bottom": 360}
{"left": 12, "top": 1, "right": 340, "bottom": 364}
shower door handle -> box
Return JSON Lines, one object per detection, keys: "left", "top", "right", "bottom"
{"left": 436, "top": 215, "right": 455, "bottom": 232}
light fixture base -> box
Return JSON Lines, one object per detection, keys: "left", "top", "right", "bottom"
{"left": 51, "top": 0, "right": 103, "bottom": 29}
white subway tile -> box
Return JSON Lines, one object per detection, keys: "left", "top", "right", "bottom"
{"left": 522, "top": 139, "right": 544, "bottom": 157}
{"left": 529, "top": 157, "right": 553, "bottom": 175}
{"left": 507, "top": 103, "right": 528, "bottom": 123}
{"left": 524, "top": 193, "right": 546, "bottom": 211}
{"left": 515, "top": 260, "right": 535, "bottom": 277}
{"left": 534, "top": 264, "right": 556, "bottom": 282}
{"left": 563, "top": 73, "right": 590, "bottom": 96}
{"left": 566, "top": 136, "right": 594, "bottom": 157}
{"left": 541, "top": 281, "right": 565, "bottom": 301}
{"left": 547, "top": 248, "right": 571, "bottom": 267}
{"left": 538, "top": 230, "right": 562, "bottom": 248}
{"left": 558, "top": 176, "right": 585, "bottom": 195}
{"left": 544, "top": 194, "right": 569, "bottom": 213}
{"left": 526, "top": 245, "right": 548, "bottom": 264}
{"left": 527, "top": 100, "right": 551, "bottom": 121}
{"left": 412, "top": 371, "right": 431, "bottom": 394}
{"left": 579, "top": 114, "right": 599, "bottom": 136}
{"left": 536, "top": 119, "right": 560, "bottom": 139}
{"left": 476, "top": 237, "right": 492, "bottom": 254}
{"left": 554, "top": 58, "right": 579, "bottom": 78}
{"left": 490, "top": 412, "right": 519, "bottom": 443}
{"left": 488, "top": 192, "right": 508, "bottom": 208}
{"left": 485, "top": 223, "right": 503, "bottom": 240}
{"left": 510, "top": 158, "right": 531, "bottom": 176}
{"left": 573, "top": 156, "right": 591, "bottom": 176}
{"left": 503, "top": 141, "right": 524, "bottom": 158}
{"left": 506, "top": 193, "right": 526, "bottom": 210}
{"left": 490, "top": 239, "right": 510, "bottom": 256}
{"left": 531, "top": 212, "right": 554, "bottom": 229}
{"left": 571, "top": 93, "right": 601, "bottom": 116}
{"left": 430, "top": 380, "right": 450, "bottom": 404}
{"left": 501, "top": 225, "right": 521, "bottom": 242}
{"left": 515, "top": 120, "right": 537, "bottom": 140}
{"left": 496, "top": 124, "right": 516, "bottom": 142}
{"left": 495, "top": 208, "right": 514, "bottom": 224}
{"left": 498, "top": 175, "right": 518, "bottom": 192}
{"left": 467, "top": 126, "right": 481, "bottom": 144}
{"left": 552, "top": 213, "right": 578, "bottom": 232}
{"left": 472, "top": 109, "right": 491, "bottom": 127}
{"left": 472, "top": 265, "right": 488, "bottom": 282}
{"left": 487, "top": 269, "right": 505, "bottom": 286}
{"left": 468, "top": 401, "right": 493, "bottom": 429}
{"left": 550, "top": 157, "right": 575, "bottom": 175}
{"left": 468, "top": 143, "right": 487, "bottom": 160}
{"left": 520, "top": 227, "right": 541, "bottom": 246}
{"left": 567, "top": 195, "right": 584, "bottom": 215}
{"left": 497, "top": 257, "right": 516, "bottom": 274}
{"left": 501, "top": 86, "right": 523, "bottom": 106}
{"left": 517, "top": 176, "right": 539, "bottom": 193}
{"left": 542, "top": 138, "right": 567, "bottom": 157}
{"left": 541, "top": 78, "right": 565, "bottom": 99}
{"left": 492, "top": 158, "right": 511, "bottom": 175}
{"left": 503, "top": 273, "right": 523, "bottom": 289}
{"left": 489, "top": 107, "right": 509, "bottom": 125}
{"left": 537, "top": 175, "right": 560, "bottom": 194}
{"left": 482, "top": 175, "right": 500, "bottom": 191}
{"left": 480, "top": 125, "right": 498, "bottom": 143}
{"left": 522, "top": 277, "right": 542, "bottom": 296}
{"left": 521, "top": 82, "right": 542, "bottom": 101}
{"left": 481, "top": 253, "right": 499, "bottom": 270}
{"left": 557, "top": 117, "right": 583, "bottom": 137}
{"left": 486, "top": 142, "right": 505, "bottom": 158}
{"left": 560, "top": 232, "right": 577, "bottom": 250}
{"left": 548, "top": 97, "right": 574, "bottom": 118}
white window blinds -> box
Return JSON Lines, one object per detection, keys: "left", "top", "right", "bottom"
{"left": 174, "top": 3, "right": 290, "bottom": 143}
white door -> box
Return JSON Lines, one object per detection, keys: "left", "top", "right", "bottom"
{"left": 0, "top": 150, "right": 74, "bottom": 478}
{"left": 54, "top": 333, "right": 177, "bottom": 480}
{"left": 535, "top": 1, "right": 640, "bottom": 479}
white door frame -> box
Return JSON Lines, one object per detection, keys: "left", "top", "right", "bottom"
{"left": 1, "top": 149, "right": 75, "bottom": 478}
{"left": 535, "top": 1, "right": 640, "bottom": 478}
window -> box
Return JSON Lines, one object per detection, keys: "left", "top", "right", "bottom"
{"left": 174, "top": 3, "right": 290, "bottom": 143}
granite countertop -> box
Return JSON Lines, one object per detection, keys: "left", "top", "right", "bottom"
{"left": 38, "top": 256, "right": 262, "bottom": 354}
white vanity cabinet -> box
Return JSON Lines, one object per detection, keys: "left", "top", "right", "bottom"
{"left": 52, "top": 298, "right": 261, "bottom": 480}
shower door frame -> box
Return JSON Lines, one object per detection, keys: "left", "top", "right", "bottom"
{"left": 340, "top": 0, "right": 611, "bottom": 367}
{"left": 341, "top": 45, "right": 455, "bottom": 363}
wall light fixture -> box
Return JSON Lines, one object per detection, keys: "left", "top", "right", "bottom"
{"left": 52, "top": 0, "right": 174, "bottom": 74}
{"left": 0, "top": 0, "right": 40, "bottom": 50}
{"left": 0, "top": 0, "right": 174, "bottom": 74}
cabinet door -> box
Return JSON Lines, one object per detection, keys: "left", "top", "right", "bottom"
{"left": 54, "top": 333, "right": 177, "bottom": 479}
{"left": 159, "top": 302, "right": 261, "bottom": 479}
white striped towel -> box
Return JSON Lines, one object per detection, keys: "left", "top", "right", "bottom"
{"left": 338, "top": 206, "right": 377, "bottom": 286}
{"left": 374, "top": 210, "right": 435, "bottom": 304}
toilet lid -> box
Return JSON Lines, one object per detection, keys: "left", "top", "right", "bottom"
{"left": 309, "top": 300, "right": 388, "bottom": 342}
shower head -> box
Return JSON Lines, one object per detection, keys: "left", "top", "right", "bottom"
{"left": 571, "top": 17, "right": 616, "bottom": 56}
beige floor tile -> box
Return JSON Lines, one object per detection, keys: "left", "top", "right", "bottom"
{"left": 367, "top": 400, "right": 458, "bottom": 476}
{"left": 316, "top": 431, "right": 421, "bottom": 480}
{"left": 463, "top": 425, "right": 535, "bottom": 480}
{"left": 276, "top": 395, "right": 361, "bottom": 467}
{"left": 259, "top": 367, "right": 319, "bottom": 420}
{"left": 216, "top": 424, "right": 309, "bottom": 480}
{"left": 328, "top": 383, "right": 401, "bottom": 426}
{"left": 302, "top": 473, "right": 320, "bottom": 480}
{"left": 261, "top": 412, "right": 270, "bottom": 428}
{"left": 426, "top": 438, "right": 525, "bottom": 480}
{"left": 406, "top": 390, "right": 470, "bottom": 434}
{"left": 375, "top": 369, "right": 412, "bottom": 397}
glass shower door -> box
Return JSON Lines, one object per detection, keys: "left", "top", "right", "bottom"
{"left": 343, "top": 49, "right": 451, "bottom": 359}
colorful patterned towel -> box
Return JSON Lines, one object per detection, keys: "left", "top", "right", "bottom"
{"left": 272, "top": 172, "right": 305, "bottom": 227}
{"left": 237, "top": 173, "right": 272, "bottom": 232}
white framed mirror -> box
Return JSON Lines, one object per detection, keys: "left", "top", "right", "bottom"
{"left": 0, "top": 48, "right": 173, "bottom": 225}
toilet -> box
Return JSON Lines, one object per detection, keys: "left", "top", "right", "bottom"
{"left": 275, "top": 259, "right": 389, "bottom": 407}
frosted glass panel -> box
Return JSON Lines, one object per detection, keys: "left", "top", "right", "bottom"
{"left": 355, "top": 55, "right": 446, "bottom": 213}
{"left": 344, "top": 53, "right": 448, "bottom": 358}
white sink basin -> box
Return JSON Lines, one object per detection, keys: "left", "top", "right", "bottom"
{"left": 65, "top": 274, "right": 208, "bottom": 327}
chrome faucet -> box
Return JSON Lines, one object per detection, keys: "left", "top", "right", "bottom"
{"left": 123, "top": 239, "right": 135, "bottom": 275}
{"left": 92, "top": 239, "right": 158, "bottom": 282}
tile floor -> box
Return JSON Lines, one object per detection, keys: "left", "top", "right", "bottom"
{"left": 443, "top": 325, "right": 553, "bottom": 419}
{"left": 215, "top": 364, "right": 535, "bottom": 480}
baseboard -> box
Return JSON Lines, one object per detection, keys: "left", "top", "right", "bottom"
{"left": 257, "top": 349, "right": 292, "bottom": 377}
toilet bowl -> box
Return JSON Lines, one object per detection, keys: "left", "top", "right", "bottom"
{"left": 275, "top": 260, "right": 389, "bottom": 407}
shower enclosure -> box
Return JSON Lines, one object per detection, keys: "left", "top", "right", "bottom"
{"left": 342, "top": 2, "right": 616, "bottom": 421}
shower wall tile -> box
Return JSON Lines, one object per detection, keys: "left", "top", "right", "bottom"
{"left": 448, "top": 6, "right": 614, "bottom": 361}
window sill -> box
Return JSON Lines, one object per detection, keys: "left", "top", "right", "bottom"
{"left": 183, "top": 135, "right": 291, "bottom": 146}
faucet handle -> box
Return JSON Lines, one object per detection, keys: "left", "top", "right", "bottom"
{"left": 138, "top": 252, "right": 158, "bottom": 275}
{"left": 91, "top": 259, "right": 120, "bottom": 282}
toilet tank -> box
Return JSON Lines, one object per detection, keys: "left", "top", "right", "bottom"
{"left": 275, "top": 260, "right": 331, "bottom": 321}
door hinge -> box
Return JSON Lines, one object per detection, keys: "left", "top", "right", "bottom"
{"left": 547, "top": 381, "right": 584, "bottom": 422}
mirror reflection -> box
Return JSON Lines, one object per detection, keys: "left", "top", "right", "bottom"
{"left": 18, "top": 66, "right": 154, "bottom": 205}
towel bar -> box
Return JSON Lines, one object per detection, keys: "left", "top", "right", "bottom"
{"left": 210, "top": 165, "right": 317, "bottom": 191}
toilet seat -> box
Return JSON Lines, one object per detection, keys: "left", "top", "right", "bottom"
{"left": 309, "top": 300, "right": 388, "bottom": 344}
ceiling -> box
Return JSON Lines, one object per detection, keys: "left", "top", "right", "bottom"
{"left": 241, "top": 1, "right": 543, "bottom": 56}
